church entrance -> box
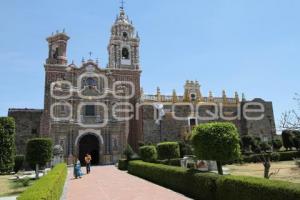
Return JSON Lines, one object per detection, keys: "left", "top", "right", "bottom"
{"left": 78, "top": 134, "right": 100, "bottom": 165}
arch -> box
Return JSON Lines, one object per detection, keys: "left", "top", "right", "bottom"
{"left": 75, "top": 130, "right": 104, "bottom": 165}
{"left": 122, "top": 47, "right": 130, "bottom": 60}
{"left": 78, "top": 134, "right": 99, "bottom": 165}
{"left": 75, "top": 129, "right": 104, "bottom": 146}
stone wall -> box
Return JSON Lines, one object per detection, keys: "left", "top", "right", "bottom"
{"left": 142, "top": 98, "right": 276, "bottom": 144}
{"left": 8, "top": 109, "right": 43, "bottom": 154}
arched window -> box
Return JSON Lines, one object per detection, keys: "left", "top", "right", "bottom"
{"left": 122, "top": 32, "right": 128, "bottom": 39}
{"left": 190, "top": 93, "right": 196, "bottom": 101}
{"left": 122, "top": 48, "right": 130, "bottom": 60}
{"left": 85, "top": 77, "right": 96, "bottom": 88}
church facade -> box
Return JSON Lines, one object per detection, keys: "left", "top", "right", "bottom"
{"left": 8, "top": 8, "right": 276, "bottom": 165}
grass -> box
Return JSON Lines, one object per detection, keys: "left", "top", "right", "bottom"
{"left": 225, "top": 161, "right": 300, "bottom": 183}
{"left": 0, "top": 175, "right": 33, "bottom": 197}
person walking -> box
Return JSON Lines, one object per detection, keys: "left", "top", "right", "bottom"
{"left": 85, "top": 154, "right": 92, "bottom": 174}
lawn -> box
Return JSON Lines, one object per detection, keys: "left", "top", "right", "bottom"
{"left": 225, "top": 161, "right": 300, "bottom": 183}
{"left": 0, "top": 175, "right": 32, "bottom": 197}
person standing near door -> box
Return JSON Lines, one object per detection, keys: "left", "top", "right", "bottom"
{"left": 85, "top": 154, "right": 92, "bottom": 174}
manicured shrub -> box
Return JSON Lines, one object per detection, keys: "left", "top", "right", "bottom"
{"left": 156, "top": 158, "right": 181, "bottom": 166}
{"left": 157, "top": 142, "right": 180, "bottom": 160}
{"left": 293, "top": 134, "right": 300, "bottom": 150}
{"left": 128, "top": 160, "right": 218, "bottom": 200}
{"left": 216, "top": 175, "right": 300, "bottom": 200}
{"left": 139, "top": 145, "right": 157, "bottom": 162}
{"left": 26, "top": 138, "right": 52, "bottom": 178}
{"left": 272, "top": 139, "right": 283, "bottom": 151}
{"left": 270, "top": 152, "right": 280, "bottom": 162}
{"left": 282, "top": 130, "right": 294, "bottom": 150}
{"left": 241, "top": 135, "right": 255, "bottom": 152}
{"left": 14, "top": 155, "right": 25, "bottom": 173}
{"left": 278, "top": 151, "right": 300, "bottom": 161}
{"left": 191, "top": 122, "right": 241, "bottom": 175}
{"left": 128, "top": 160, "right": 300, "bottom": 200}
{"left": 17, "top": 163, "right": 67, "bottom": 200}
{"left": 242, "top": 151, "right": 300, "bottom": 163}
{"left": 259, "top": 142, "right": 272, "bottom": 152}
{"left": 123, "top": 144, "right": 134, "bottom": 160}
{"left": 178, "top": 141, "right": 193, "bottom": 157}
{"left": 0, "top": 117, "right": 16, "bottom": 173}
{"left": 118, "top": 159, "right": 128, "bottom": 171}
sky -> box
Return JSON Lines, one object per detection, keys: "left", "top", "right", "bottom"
{"left": 0, "top": 0, "right": 299, "bottom": 130}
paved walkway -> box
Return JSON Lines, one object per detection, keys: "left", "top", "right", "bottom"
{"left": 65, "top": 166, "right": 190, "bottom": 200}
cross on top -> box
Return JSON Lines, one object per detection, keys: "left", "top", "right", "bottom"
{"left": 120, "top": 0, "right": 125, "bottom": 9}
{"left": 89, "top": 51, "right": 93, "bottom": 58}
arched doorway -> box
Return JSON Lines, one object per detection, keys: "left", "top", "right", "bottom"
{"left": 78, "top": 134, "right": 100, "bottom": 165}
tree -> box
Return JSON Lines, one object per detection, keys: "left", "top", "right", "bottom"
{"left": 26, "top": 138, "right": 52, "bottom": 178}
{"left": 0, "top": 117, "right": 16, "bottom": 174}
{"left": 280, "top": 93, "right": 300, "bottom": 130}
{"left": 282, "top": 130, "right": 294, "bottom": 150}
{"left": 241, "top": 135, "right": 255, "bottom": 152}
{"left": 191, "top": 122, "right": 241, "bottom": 175}
{"left": 292, "top": 131, "right": 300, "bottom": 150}
{"left": 272, "top": 139, "right": 283, "bottom": 151}
{"left": 259, "top": 142, "right": 271, "bottom": 152}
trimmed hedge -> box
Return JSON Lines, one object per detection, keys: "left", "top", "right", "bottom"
{"left": 128, "top": 160, "right": 218, "bottom": 199}
{"left": 157, "top": 142, "right": 180, "bottom": 160}
{"left": 17, "top": 163, "right": 67, "bottom": 200}
{"left": 156, "top": 158, "right": 181, "bottom": 166}
{"left": 243, "top": 151, "right": 300, "bottom": 163}
{"left": 139, "top": 145, "right": 157, "bottom": 162}
{"left": 216, "top": 175, "right": 300, "bottom": 200}
{"left": 128, "top": 160, "right": 300, "bottom": 200}
{"left": 118, "top": 159, "right": 128, "bottom": 171}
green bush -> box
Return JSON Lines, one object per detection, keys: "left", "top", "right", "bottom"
{"left": 272, "top": 139, "right": 283, "bottom": 151}
{"left": 118, "top": 159, "right": 128, "bottom": 171}
{"left": 128, "top": 160, "right": 218, "bottom": 200}
{"left": 242, "top": 151, "right": 300, "bottom": 163}
{"left": 216, "top": 175, "right": 300, "bottom": 200}
{"left": 14, "top": 155, "right": 25, "bottom": 173}
{"left": 17, "top": 163, "right": 67, "bottom": 200}
{"left": 279, "top": 151, "right": 300, "bottom": 161}
{"left": 270, "top": 152, "right": 280, "bottom": 162}
{"left": 178, "top": 141, "right": 193, "bottom": 157}
{"left": 123, "top": 144, "right": 134, "bottom": 160}
{"left": 128, "top": 160, "right": 300, "bottom": 200}
{"left": 259, "top": 142, "right": 272, "bottom": 152}
{"left": 0, "top": 117, "right": 16, "bottom": 173}
{"left": 157, "top": 142, "right": 180, "bottom": 160}
{"left": 241, "top": 135, "right": 255, "bottom": 151}
{"left": 156, "top": 158, "right": 181, "bottom": 166}
{"left": 139, "top": 145, "right": 157, "bottom": 162}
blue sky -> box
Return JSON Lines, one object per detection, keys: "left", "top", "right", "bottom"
{"left": 0, "top": 0, "right": 299, "bottom": 130}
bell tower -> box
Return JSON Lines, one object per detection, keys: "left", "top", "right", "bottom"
{"left": 46, "top": 30, "right": 69, "bottom": 65}
{"left": 108, "top": 7, "right": 140, "bottom": 70}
